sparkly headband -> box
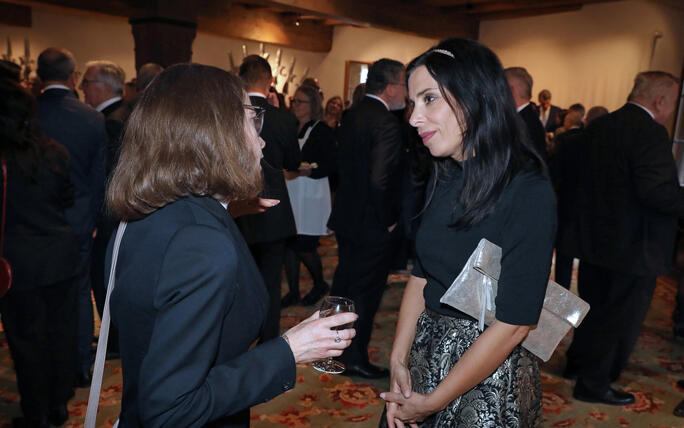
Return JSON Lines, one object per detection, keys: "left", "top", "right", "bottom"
{"left": 430, "top": 49, "right": 455, "bottom": 59}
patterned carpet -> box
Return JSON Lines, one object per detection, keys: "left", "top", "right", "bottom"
{"left": 1, "top": 236, "right": 683, "bottom": 427}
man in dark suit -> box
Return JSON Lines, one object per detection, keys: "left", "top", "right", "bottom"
{"left": 235, "top": 55, "right": 300, "bottom": 342}
{"left": 328, "top": 58, "right": 407, "bottom": 378}
{"left": 80, "top": 60, "right": 132, "bottom": 359}
{"left": 505, "top": 67, "right": 547, "bottom": 160}
{"left": 564, "top": 71, "right": 682, "bottom": 405}
{"left": 538, "top": 89, "right": 562, "bottom": 134}
{"left": 36, "top": 48, "right": 107, "bottom": 387}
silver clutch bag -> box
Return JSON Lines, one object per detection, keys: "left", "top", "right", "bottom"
{"left": 439, "top": 238, "right": 590, "bottom": 361}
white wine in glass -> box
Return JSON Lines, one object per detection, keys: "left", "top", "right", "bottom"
{"left": 312, "top": 296, "right": 355, "bottom": 374}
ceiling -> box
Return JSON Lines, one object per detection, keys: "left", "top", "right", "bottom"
{"left": 5, "top": 0, "right": 626, "bottom": 51}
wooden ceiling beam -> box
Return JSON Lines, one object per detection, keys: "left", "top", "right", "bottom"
{"left": 459, "top": 0, "right": 617, "bottom": 14}
{"left": 198, "top": 3, "right": 333, "bottom": 52}
{"left": 244, "top": 0, "right": 479, "bottom": 39}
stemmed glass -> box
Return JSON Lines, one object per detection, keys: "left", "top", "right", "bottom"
{"left": 312, "top": 296, "right": 355, "bottom": 374}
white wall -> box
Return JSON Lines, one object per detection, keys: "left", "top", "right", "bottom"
{"left": 479, "top": 0, "right": 684, "bottom": 112}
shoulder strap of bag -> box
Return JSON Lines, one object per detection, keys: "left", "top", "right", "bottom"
{"left": 85, "top": 221, "right": 127, "bottom": 428}
{"left": 1, "top": 157, "right": 6, "bottom": 258}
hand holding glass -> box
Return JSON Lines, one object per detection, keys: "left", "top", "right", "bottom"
{"left": 313, "top": 296, "right": 355, "bottom": 374}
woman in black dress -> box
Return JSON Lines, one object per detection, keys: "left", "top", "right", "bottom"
{"left": 0, "top": 80, "right": 81, "bottom": 428}
{"left": 381, "top": 38, "right": 556, "bottom": 427}
{"left": 281, "top": 84, "right": 337, "bottom": 307}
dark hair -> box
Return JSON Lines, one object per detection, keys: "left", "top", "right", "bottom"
{"left": 239, "top": 55, "right": 272, "bottom": 88}
{"left": 585, "top": 105, "right": 609, "bottom": 124}
{"left": 295, "top": 84, "right": 323, "bottom": 121}
{"left": 37, "top": 47, "right": 75, "bottom": 82}
{"left": 107, "top": 64, "right": 263, "bottom": 220}
{"left": 0, "top": 60, "right": 21, "bottom": 83}
{"left": 568, "top": 103, "right": 585, "bottom": 118}
{"left": 137, "top": 62, "right": 164, "bottom": 91}
{"left": 366, "top": 58, "right": 404, "bottom": 95}
{"left": 407, "top": 38, "right": 544, "bottom": 228}
{"left": 0, "top": 80, "right": 68, "bottom": 179}
{"left": 351, "top": 83, "right": 366, "bottom": 107}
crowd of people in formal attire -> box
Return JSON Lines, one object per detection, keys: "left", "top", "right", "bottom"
{"left": 0, "top": 35, "right": 682, "bottom": 427}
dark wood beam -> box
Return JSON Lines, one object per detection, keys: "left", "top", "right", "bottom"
{"left": 198, "top": 3, "right": 333, "bottom": 52}
{"left": 0, "top": 1, "right": 31, "bottom": 27}
{"left": 459, "top": 0, "right": 618, "bottom": 14}
{"left": 245, "top": 0, "right": 478, "bottom": 40}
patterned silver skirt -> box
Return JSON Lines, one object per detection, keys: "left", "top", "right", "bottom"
{"left": 380, "top": 309, "right": 542, "bottom": 428}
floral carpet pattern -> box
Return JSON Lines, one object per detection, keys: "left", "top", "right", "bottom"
{"left": 0, "top": 237, "right": 683, "bottom": 427}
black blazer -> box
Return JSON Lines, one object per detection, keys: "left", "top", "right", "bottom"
{"left": 328, "top": 96, "right": 405, "bottom": 243}
{"left": 574, "top": 103, "right": 684, "bottom": 276}
{"left": 541, "top": 104, "right": 562, "bottom": 133}
{"left": 519, "top": 103, "right": 548, "bottom": 161}
{"left": 37, "top": 88, "right": 107, "bottom": 238}
{"left": 235, "top": 95, "right": 299, "bottom": 244}
{"left": 4, "top": 144, "right": 81, "bottom": 289}
{"left": 298, "top": 120, "right": 337, "bottom": 179}
{"left": 109, "top": 195, "right": 296, "bottom": 427}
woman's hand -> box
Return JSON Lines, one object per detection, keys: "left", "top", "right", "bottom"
{"left": 227, "top": 198, "right": 279, "bottom": 218}
{"left": 386, "top": 361, "right": 413, "bottom": 428}
{"left": 283, "top": 311, "right": 357, "bottom": 364}
{"left": 380, "top": 391, "right": 440, "bottom": 428}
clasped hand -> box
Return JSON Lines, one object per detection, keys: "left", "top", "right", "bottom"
{"left": 381, "top": 362, "right": 438, "bottom": 428}
{"left": 283, "top": 311, "right": 357, "bottom": 364}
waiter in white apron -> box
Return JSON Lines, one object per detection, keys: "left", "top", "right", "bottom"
{"left": 282, "top": 84, "right": 338, "bottom": 307}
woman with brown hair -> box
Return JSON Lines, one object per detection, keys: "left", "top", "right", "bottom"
{"left": 106, "top": 64, "right": 356, "bottom": 427}
{"left": 323, "top": 96, "right": 343, "bottom": 130}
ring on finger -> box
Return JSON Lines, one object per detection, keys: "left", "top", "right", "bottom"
{"left": 335, "top": 330, "right": 341, "bottom": 343}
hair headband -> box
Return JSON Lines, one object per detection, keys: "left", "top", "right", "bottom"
{"left": 430, "top": 49, "right": 455, "bottom": 59}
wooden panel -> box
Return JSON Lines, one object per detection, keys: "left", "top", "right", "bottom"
{"left": 0, "top": 1, "right": 31, "bottom": 27}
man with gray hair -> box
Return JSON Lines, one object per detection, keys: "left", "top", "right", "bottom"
{"left": 36, "top": 47, "right": 107, "bottom": 397}
{"left": 505, "top": 66, "right": 547, "bottom": 159}
{"left": 80, "top": 60, "right": 132, "bottom": 363}
{"left": 564, "top": 70, "right": 682, "bottom": 405}
{"left": 327, "top": 58, "right": 407, "bottom": 378}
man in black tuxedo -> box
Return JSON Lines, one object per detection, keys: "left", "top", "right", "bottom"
{"left": 538, "top": 89, "right": 562, "bottom": 133}
{"left": 236, "top": 55, "right": 300, "bottom": 342}
{"left": 328, "top": 59, "right": 407, "bottom": 378}
{"left": 564, "top": 71, "right": 682, "bottom": 405}
{"left": 36, "top": 48, "right": 107, "bottom": 387}
{"left": 505, "top": 67, "right": 547, "bottom": 160}
{"left": 80, "top": 60, "right": 132, "bottom": 359}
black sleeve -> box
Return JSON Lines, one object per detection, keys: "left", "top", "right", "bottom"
{"left": 138, "top": 225, "right": 296, "bottom": 427}
{"left": 369, "top": 114, "right": 405, "bottom": 228}
{"left": 495, "top": 175, "right": 557, "bottom": 325}
{"left": 630, "top": 125, "right": 684, "bottom": 217}
{"left": 309, "top": 123, "right": 337, "bottom": 180}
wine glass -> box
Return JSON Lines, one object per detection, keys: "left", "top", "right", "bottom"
{"left": 312, "top": 296, "right": 355, "bottom": 374}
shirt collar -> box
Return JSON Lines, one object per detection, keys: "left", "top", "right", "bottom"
{"left": 628, "top": 101, "right": 655, "bottom": 120}
{"left": 42, "top": 84, "right": 71, "bottom": 92}
{"left": 517, "top": 102, "right": 530, "bottom": 113}
{"left": 96, "top": 96, "right": 122, "bottom": 112}
{"left": 247, "top": 92, "right": 267, "bottom": 99}
{"left": 365, "top": 94, "right": 389, "bottom": 111}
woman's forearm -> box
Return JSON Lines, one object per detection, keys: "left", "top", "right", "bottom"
{"left": 390, "top": 275, "right": 427, "bottom": 365}
{"left": 428, "top": 320, "right": 532, "bottom": 411}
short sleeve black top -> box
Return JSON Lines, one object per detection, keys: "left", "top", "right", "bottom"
{"left": 413, "top": 162, "right": 557, "bottom": 325}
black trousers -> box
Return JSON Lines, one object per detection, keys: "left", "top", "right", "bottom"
{"left": 0, "top": 277, "right": 77, "bottom": 419}
{"left": 566, "top": 261, "right": 656, "bottom": 393}
{"left": 554, "top": 252, "right": 574, "bottom": 289}
{"left": 331, "top": 231, "right": 399, "bottom": 366}
{"left": 250, "top": 239, "right": 286, "bottom": 342}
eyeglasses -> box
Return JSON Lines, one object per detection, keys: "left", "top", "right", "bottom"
{"left": 244, "top": 104, "right": 266, "bottom": 135}
{"left": 291, "top": 98, "right": 310, "bottom": 105}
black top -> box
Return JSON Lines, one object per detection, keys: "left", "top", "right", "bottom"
{"left": 413, "top": 163, "right": 557, "bottom": 325}
{"left": 298, "top": 120, "right": 337, "bottom": 180}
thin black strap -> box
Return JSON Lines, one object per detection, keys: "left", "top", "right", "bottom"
{"left": 0, "top": 157, "right": 6, "bottom": 258}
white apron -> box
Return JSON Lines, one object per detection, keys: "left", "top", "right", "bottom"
{"left": 286, "top": 121, "right": 332, "bottom": 236}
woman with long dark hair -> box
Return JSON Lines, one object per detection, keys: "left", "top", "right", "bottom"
{"left": 0, "top": 80, "right": 81, "bottom": 428}
{"left": 380, "top": 38, "right": 556, "bottom": 427}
